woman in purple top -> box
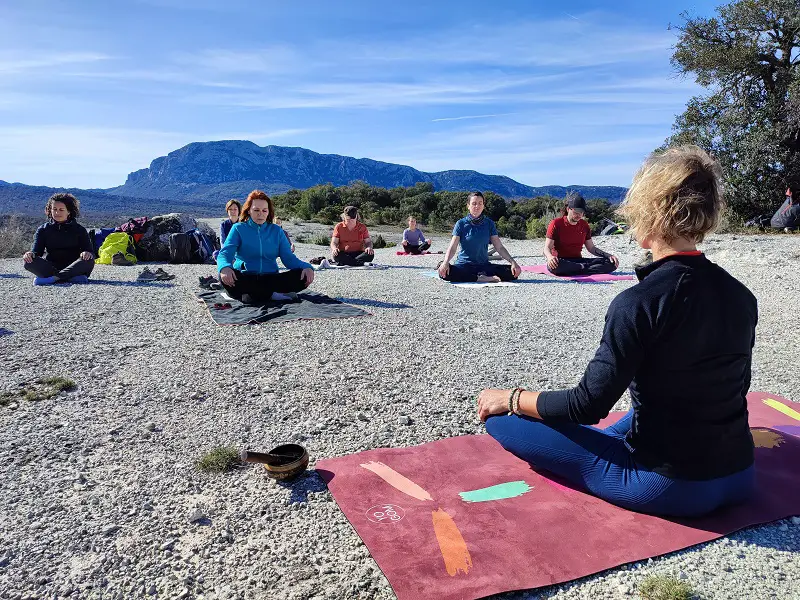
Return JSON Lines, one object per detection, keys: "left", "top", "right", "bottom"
{"left": 401, "top": 216, "right": 431, "bottom": 254}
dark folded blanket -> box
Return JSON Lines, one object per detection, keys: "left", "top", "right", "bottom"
{"left": 197, "top": 290, "right": 370, "bottom": 325}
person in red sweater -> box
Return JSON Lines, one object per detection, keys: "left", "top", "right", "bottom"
{"left": 543, "top": 193, "right": 619, "bottom": 276}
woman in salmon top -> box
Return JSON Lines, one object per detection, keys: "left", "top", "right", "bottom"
{"left": 328, "top": 206, "right": 375, "bottom": 266}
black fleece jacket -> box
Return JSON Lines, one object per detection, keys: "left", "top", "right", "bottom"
{"left": 31, "top": 219, "right": 93, "bottom": 270}
{"left": 537, "top": 253, "right": 757, "bottom": 480}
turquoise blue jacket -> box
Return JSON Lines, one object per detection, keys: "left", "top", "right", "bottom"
{"left": 217, "top": 220, "right": 311, "bottom": 274}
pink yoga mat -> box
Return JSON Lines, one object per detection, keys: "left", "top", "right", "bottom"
{"left": 317, "top": 392, "right": 800, "bottom": 600}
{"left": 522, "top": 264, "right": 635, "bottom": 282}
{"left": 396, "top": 251, "right": 442, "bottom": 255}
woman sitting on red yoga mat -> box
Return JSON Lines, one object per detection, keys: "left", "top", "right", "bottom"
{"left": 543, "top": 192, "right": 619, "bottom": 276}
{"left": 478, "top": 145, "right": 757, "bottom": 517}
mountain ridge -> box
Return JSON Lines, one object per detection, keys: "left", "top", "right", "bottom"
{"left": 1, "top": 141, "right": 628, "bottom": 215}
{"left": 109, "top": 141, "right": 628, "bottom": 204}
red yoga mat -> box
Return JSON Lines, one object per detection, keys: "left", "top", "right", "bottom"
{"left": 522, "top": 264, "right": 635, "bottom": 282}
{"left": 317, "top": 392, "right": 800, "bottom": 600}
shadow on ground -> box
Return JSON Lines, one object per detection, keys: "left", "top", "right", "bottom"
{"left": 336, "top": 297, "right": 412, "bottom": 309}
{"left": 277, "top": 470, "right": 329, "bottom": 504}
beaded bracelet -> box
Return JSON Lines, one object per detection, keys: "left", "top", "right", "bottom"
{"left": 515, "top": 387, "right": 526, "bottom": 414}
{"left": 508, "top": 387, "right": 524, "bottom": 415}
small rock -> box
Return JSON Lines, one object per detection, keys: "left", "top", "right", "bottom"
{"left": 144, "top": 422, "right": 156, "bottom": 432}
{"left": 678, "top": 571, "right": 688, "bottom": 580}
{"left": 397, "top": 416, "right": 412, "bottom": 425}
{"left": 791, "top": 516, "right": 800, "bottom": 526}
{"left": 159, "top": 539, "right": 176, "bottom": 551}
{"left": 102, "top": 525, "right": 120, "bottom": 536}
{"left": 356, "top": 412, "right": 369, "bottom": 422}
{"left": 778, "top": 523, "right": 789, "bottom": 532}
{"left": 188, "top": 509, "right": 206, "bottom": 524}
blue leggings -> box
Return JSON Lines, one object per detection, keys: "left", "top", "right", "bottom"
{"left": 485, "top": 411, "right": 755, "bottom": 517}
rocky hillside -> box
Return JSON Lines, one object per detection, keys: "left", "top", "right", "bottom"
{"left": 108, "top": 141, "right": 627, "bottom": 203}
{"left": 0, "top": 182, "right": 217, "bottom": 217}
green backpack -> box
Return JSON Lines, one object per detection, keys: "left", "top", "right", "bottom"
{"left": 97, "top": 232, "right": 137, "bottom": 265}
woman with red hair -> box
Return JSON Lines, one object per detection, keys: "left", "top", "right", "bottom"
{"left": 217, "top": 190, "right": 314, "bottom": 303}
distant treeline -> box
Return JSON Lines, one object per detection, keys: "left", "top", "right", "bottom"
{"left": 273, "top": 181, "right": 620, "bottom": 239}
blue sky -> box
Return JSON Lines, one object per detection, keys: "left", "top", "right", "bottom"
{"left": 0, "top": 0, "right": 720, "bottom": 189}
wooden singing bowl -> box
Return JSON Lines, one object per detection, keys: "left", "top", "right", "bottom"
{"left": 241, "top": 444, "right": 309, "bottom": 481}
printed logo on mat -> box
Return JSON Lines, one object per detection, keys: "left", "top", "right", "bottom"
{"left": 366, "top": 504, "right": 406, "bottom": 523}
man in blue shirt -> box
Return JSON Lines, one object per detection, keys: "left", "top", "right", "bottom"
{"left": 438, "top": 192, "right": 521, "bottom": 282}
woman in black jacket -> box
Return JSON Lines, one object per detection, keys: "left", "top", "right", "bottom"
{"left": 22, "top": 193, "right": 95, "bottom": 285}
{"left": 477, "top": 146, "right": 757, "bottom": 517}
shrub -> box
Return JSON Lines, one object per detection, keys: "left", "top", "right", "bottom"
{"left": 497, "top": 216, "right": 527, "bottom": 239}
{"left": 526, "top": 217, "right": 549, "bottom": 239}
{"left": 315, "top": 205, "right": 343, "bottom": 225}
{"left": 638, "top": 575, "right": 693, "bottom": 600}
{"left": 196, "top": 446, "right": 240, "bottom": 473}
{"left": 1, "top": 376, "right": 76, "bottom": 405}
{"left": 39, "top": 376, "right": 77, "bottom": 392}
{"left": 311, "top": 233, "right": 330, "bottom": 246}
{"left": 372, "top": 234, "right": 390, "bottom": 249}
{"left": 0, "top": 215, "right": 38, "bottom": 259}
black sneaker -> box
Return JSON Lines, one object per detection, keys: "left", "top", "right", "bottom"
{"left": 112, "top": 252, "right": 134, "bottom": 266}
{"left": 198, "top": 275, "right": 217, "bottom": 289}
{"left": 137, "top": 267, "right": 158, "bottom": 281}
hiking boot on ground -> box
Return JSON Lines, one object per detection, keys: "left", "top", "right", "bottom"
{"left": 152, "top": 267, "right": 175, "bottom": 281}
{"left": 137, "top": 267, "right": 158, "bottom": 281}
{"left": 112, "top": 252, "right": 134, "bottom": 266}
{"left": 198, "top": 275, "right": 217, "bottom": 289}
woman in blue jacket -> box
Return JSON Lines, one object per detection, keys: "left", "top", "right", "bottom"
{"left": 217, "top": 190, "right": 314, "bottom": 303}
{"left": 22, "top": 193, "right": 95, "bottom": 285}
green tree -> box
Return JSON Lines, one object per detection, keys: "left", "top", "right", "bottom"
{"left": 297, "top": 184, "right": 339, "bottom": 219}
{"left": 665, "top": 0, "right": 800, "bottom": 217}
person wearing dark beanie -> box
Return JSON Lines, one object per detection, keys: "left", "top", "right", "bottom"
{"left": 542, "top": 192, "right": 619, "bottom": 276}
{"left": 477, "top": 146, "right": 757, "bottom": 518}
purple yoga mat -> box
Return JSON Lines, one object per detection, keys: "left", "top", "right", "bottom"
{"left": 521, "top": 264, "right": 635, "bottom": 282}
{"left": 318, "top": 392, "right": 800, "bottom": 600}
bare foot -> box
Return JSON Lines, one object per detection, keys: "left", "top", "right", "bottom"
{"left": 476, "top": 274, "right": 501, "bottom": 283}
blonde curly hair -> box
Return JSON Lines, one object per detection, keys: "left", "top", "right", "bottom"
{"left": 618, "top": 145, "right": 724, "bottom": 244}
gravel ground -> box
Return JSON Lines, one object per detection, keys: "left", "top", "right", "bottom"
{"left": 1, "top": 233, "right": 799, "bottom": 600}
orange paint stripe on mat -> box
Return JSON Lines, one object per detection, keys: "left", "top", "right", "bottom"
{"left": 763, "top": 398, "right": 800, "bottom": 422}
{"left": 751, "top": 428, "right": 785, "bottom": 449}
{"left": 359, "top": 461, "right": 433, "bottom": 501}
{"left": 431, "top": 508, "right": 473, "bottom": 577}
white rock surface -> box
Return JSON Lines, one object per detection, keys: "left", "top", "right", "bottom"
{"left": 1, "top": 233, "right": 798, "bottom": 599}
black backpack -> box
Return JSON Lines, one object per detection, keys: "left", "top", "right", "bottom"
{"left": 169, "top": 232, "right": 193, "bottom": 263}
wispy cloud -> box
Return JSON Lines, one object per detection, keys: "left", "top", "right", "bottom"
{"left": 172, "top": 47, "right": 307, "bottom": 75}
{"left": 0, "top": 52, "right": 111, "bottom": 74}
{"left": 431, "top": 114, "right": 511, "bottom": 122}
